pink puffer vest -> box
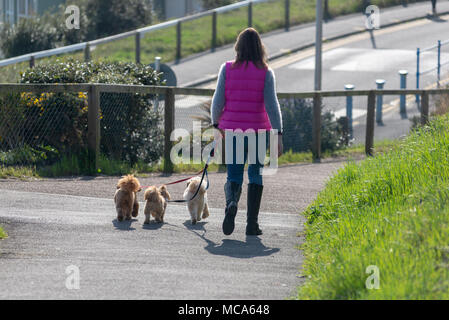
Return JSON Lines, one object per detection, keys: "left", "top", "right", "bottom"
{"left": 218, "top": 61, "right": 272, "bottom": 131}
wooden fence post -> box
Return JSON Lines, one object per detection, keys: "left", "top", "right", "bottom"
{"left": 176, "top": 21, "right": 182, "bottom": 63}
{"left": 135, "top": 32, "right": 141, "bottom": 64}
{"left": 312, "top": 92, "right": 322, "bottom": 162}
{"left": 365, "top": 90, "right": 376, "bottom": 156}
{"left": 164, "top": 88, "right": 175, "bottom": 173}
{"left": 211, "top": 11, "right": 217, "bottom": 52}
{"left": 88, "top": 85, "right": 100, "bottom": 174}
{"left": 285, "top": 0, "right": 290, "bottom": 31}
{"left": 421, "top": 90, "right": 429, "bottom": 125}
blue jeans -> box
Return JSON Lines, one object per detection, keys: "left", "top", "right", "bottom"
{"left": 225, "top": 133, "right": 266, "bottom": 186}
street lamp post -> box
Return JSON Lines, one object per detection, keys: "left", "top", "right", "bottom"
{"left": 315, "top": 0, "right": 323, "bottom": 91}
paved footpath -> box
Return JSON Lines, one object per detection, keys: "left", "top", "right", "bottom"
{"left": 0, "top": 161, "right": 344, "bottom": 299}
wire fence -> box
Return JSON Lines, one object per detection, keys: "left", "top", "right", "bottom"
{"left": 0, "top": 84, "right": 445, "bottom": 174}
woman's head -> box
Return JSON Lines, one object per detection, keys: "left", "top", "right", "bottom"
{"left": 233, "top": 28, "right": 268, "bottom": 69}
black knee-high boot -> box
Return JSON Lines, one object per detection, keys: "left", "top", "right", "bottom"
{"left": 222, "top": 181, "right": 242, "bottom": 235}
{"left": 246, "top": 183, "right": 263, "bottom": 236}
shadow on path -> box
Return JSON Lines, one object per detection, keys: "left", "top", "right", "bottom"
{"left": 112, "top": 218, "right": 138, "bottom": 231}
{"left": 183, "top": 220, "right": 280, "bottom": 259}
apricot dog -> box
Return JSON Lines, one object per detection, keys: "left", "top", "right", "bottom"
{"left": 114, "top": 175, "right": 141, "bottom": 221}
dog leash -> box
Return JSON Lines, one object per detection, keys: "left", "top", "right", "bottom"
{"left": 141, "top": 141, "right": 216, "bottom": 203}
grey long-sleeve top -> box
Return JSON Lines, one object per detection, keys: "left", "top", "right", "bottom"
{"left": 210, "top": 63, "right": 283, "bottom": 132}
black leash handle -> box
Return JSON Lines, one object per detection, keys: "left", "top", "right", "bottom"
{"left": 167, "top": 144, "right": 215, "bottom": 203}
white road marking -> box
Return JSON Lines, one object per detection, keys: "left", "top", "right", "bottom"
{"left": 333, "top": 107, "right": 367, "bottom": 120}
{"left": 289, "top": 48, "right": 449, "bottom": 73}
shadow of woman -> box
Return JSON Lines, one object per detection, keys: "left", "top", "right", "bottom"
{"left": 112, "top": 218, "right": 138, "bottom": 231}
{"left": 183, "top": 220, "right": 280, "bottom": 259}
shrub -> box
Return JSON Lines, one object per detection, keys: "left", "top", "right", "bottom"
{"left": 201, "top": 0, "right": 238, "bottom": 10}
{"left": 280, "top": 98, "right": 349, "bottom": 153}
{"left": 0, "top": 17, "right": 59, "bottom": 58}
{"left": 2, "top": 60, "right": 165, "bottom": 167}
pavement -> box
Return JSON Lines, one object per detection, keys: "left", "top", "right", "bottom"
{"left": 0, "top": 161, "right": 344, "bottom": 299}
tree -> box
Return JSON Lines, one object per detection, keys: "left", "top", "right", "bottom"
{"left": 201, "top": 0, "right": 238, "bottom": 10}
{"left": 86, "top": 0, "right": 153, "bottom": 39}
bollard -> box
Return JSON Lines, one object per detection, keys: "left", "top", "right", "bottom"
{"left": 345, "top": 84, "right": 354, "bottom": 138}
{"left": 416, "top": 48, "right": 420, "bottom": 104}
{"left": 154, "top": 57, "right": 161, "bottom": 112}
{"left": 376, "top": 79, "right": 385, "bottom": 125}
{"left": 399, "top": 70, "right": 408, "bottom": 118}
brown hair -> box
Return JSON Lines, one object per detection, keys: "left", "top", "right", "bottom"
{"left": 233, "top": 28, "right": 268, "bottom": 69}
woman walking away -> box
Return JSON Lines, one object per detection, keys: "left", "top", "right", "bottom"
{"left": 211, "top": 28, "right": 283, "bottom": 236}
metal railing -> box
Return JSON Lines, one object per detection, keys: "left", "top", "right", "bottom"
{"left": 416, "top": 39, "right": 449, "bottom": 98}
{"left": 1, "top": 83, "right": 445, "bottom": 174}
{"left": 0, "top": 0, "right": 289, "bottom": 68}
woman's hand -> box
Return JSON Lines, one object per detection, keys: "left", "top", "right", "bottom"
{"left": 213, "top": 126, "right": 224, "bottom": 142}
{"left": 278, "top": 134, "right": 283, "bottom": 158}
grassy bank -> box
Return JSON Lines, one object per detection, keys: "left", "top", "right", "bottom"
{"left": 298, "top": 115, "right": 449, "bottom": 299}
{"left": 0, "top": 0, "right": 425, "bottom": 83}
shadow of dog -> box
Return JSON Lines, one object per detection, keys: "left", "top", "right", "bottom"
{"left": 112, "top": 218, "right": 138, "bottom": 231}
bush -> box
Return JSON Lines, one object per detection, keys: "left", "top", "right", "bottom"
{"left": 0, "top": 17, "right": 59, "bottom": 58}
{"left": 1, "top": 60, "right": 165, "bottom": 167}
{"left": 280, "top": 98, "right": 349, "bottom": 153}
{"left": 201, "top": 0, "right": 238, "bottom": 10}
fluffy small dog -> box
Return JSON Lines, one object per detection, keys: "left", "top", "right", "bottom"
{"left": 114, "top": 175, "right": 141, "bottom": 221}
{"left": 144, "top": 185, "right": 171, "bottom": 224}
{"left": 183, "top": 176, "right": 210, "bottom": 225}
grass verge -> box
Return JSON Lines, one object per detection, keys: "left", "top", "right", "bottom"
{"left": 297, "top": 115, "right": 449, "bottom": 299}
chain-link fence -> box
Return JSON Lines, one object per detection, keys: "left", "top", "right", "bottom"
{"left": 0, "top": 84, "right": 446, "bottom": 174}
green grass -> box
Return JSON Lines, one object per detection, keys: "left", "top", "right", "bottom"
{"left": 0, "top": 226, "right": 7, "bottom": 239}
{"left": 297, "top": 115, "right": 449, "bottom": 299}
{"left": 0, "top": 0, "right": 425, "bottom": 83}
{"left": 0, "top": 140, "right": 396, "bottom": 179}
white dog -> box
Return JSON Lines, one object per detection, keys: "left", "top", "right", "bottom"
{"left": 183, "top": 176, "right": 210, "bottom": 224}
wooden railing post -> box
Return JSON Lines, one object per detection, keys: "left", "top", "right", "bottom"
{"left": 84, "top": 42, "right": 91, "bottom": 62}
{"left": 285, "top": 0, "right": 290, "bottom": 31}
{"left": 164, "top": 88, "right": 175, "bottom": 173}
{"left": 88, "top": 85, "right": 100, "bottom": 174}
{"left": 176, "top": 21, "right": 182, "bottom": 63}
{"left": 211, "top": 11, "right": 217, "bottom": 52}
{"left": 421, "top": 90, "right": 429, "bottom": 125}
{"left": 135, "top": 32, "right": 141, "bottom": 64}
{"left": 29, "top": 56, "right": 35, "bottom": 68}
{"left": 365, "top": 90, "right": 376, "bottom": 156}
{"left": 312, "top": 92, "right": 322, "bottom": 162}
